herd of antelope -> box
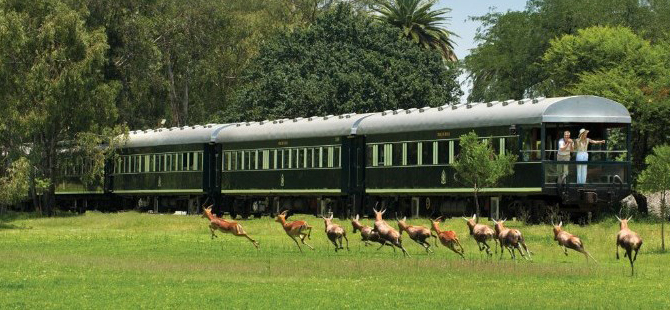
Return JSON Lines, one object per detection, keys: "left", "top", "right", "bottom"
{"left": 202, "top": 206, "right": 644, "bottom": 276}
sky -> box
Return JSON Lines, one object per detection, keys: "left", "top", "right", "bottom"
{"left": 435, "top": 0, "right": 528, "bottom": 101}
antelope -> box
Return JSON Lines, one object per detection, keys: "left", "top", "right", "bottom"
{"left": 372, "top": 206, "right": 410, "bottom": 257}
{"left": 322, "top": 213, "right": 349, "bottom": 252}
{"left": 351, "top": 214, "right": 395, "bottom": 251}
{"left": 552, "top": 221, "right": 597, "bottom": 262}
{"left": 492, "top": 219, "right": 531, "bottom": 260}
{"left": 615, "top": 216, "right": 643, "bottom": 276}
{"left": 202, "top": 206, "right": 259, "bottom": 249}
{"left": 397, "top": 216, "right": 435, "bottom": 253}
{"left": 430, "top": 217, "right": 465, "bottom": 259}
{"left": 275, "top": 210, "right": 314, "bottom": 253}
{"left": 462, "top": 214, "right": 496, "bottom": 256}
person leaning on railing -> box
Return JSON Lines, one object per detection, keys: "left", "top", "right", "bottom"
{"left": 557, "top": 130, "right": 574, "bottom": 183}
{"left": 575, "top": 128, "right": 605, "bottom": 184}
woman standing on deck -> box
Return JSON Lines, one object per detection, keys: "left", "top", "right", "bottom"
{"left": 575, "top": 129, "right": 605, "bottom": 184}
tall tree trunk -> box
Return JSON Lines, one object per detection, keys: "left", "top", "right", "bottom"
{"left": 662, "top": 191, "right": 666, "bottom": 252}
{"left": 181, "top": 66, "right": 189, "bottom": 125}
{"left": 166, "top": 48, "right": 181, "bottom": 126}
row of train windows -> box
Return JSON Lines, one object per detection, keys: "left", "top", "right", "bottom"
{"left": 367, "top": 137, "right": 516, "bottom": 167}
{"left": 115, "top": 152, "right": 203, "bottom": 174}
{"left": 224, "top": 146, "right": 341, "bottom": 171}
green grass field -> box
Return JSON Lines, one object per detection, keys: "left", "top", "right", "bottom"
{"left": 1, "top": 211, "right": 669, "bottom": 309}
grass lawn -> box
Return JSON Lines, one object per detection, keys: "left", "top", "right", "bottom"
{"left": 1, "top": 211, "right": 669, "bottom": 309}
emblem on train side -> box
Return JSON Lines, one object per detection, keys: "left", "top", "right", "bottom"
{"left": 440, "top": 169, "right": 446, "bottom": 185}
{"left": 158, "top": 176, "right": 162, "bottom": 188}
{"left": 280, "top": 174, "right": 285, "bottom": 187}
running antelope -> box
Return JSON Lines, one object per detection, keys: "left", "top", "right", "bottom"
{"left": 430, "top": 217, "right": 465, "bottom": 258}
{"left": 372, "top": 207, "right": 410, "bottom": 257}
{"left": 397, "top": 216, "right": 435, "bottom": 253}
{"left": 275, "top": 210, "right": 314, "bottom": 253}
{"left": 202, "top": 206, "right": 259, "bottom": 249}
{"left": 616, "top": 216, "right": 643, "bottom": 276}
{"left": 492, "top": 219, "right": 531, "bottom": 260}
{"left": 552, "top": 221, "right": 597, "bottom": 263}
{"left": 323, "top": 213, "right": 349, "bottom": 252}
{"left": 463, "top": 214, "right": 496, "bottom": 256}
{"left": 351, "top": 214, "right": 395, "bottom": 251}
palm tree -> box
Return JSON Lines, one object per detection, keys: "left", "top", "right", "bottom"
{"left": 374, "top": 0, "right": 458, "bottom": 62}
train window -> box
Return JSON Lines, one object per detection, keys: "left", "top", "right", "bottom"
{"left": 392, "top": 143, "right": 402, "bottom": 166}
{"left": 421, "top": 141, "right": 432, "bottom": 165}
{"left": 407, "top": 142, "right": 418, "bottom": 165}
{"left": 192, "top": 152, "right": 198, "bottom": 171}
{"left": 307, "top": 148, "right": 311, "bottom": 168}
{"left": 376, "top": 144, "right": 384, "bottom": 167}
{"left": 312, "top": 148, "right": 316, "bottom": 168}
{"left": 438, "top": 141, "right": 448, "bottom": 164}
{"left": 335, "top": 146, "right": 341, "bottom": 167}
{"left": 198, "top": 152, "right": 203, "bottom": 171}
{"left": 448, "top": 141, "right": 455, "bottom": 164}
{"left": 401, "top": 143, "right": 407, "bottom": 165}
{"left": 319, "top": 147, "right": 328, "bottom": 168}
{"left": 173, "top": 153, "right": 178, "bottom": 171}
{"left": 301, "top": 148, "right": 307, "bottom": 168}
{"left": 294, "top": 148, "right": 300, "bottom": 169}
{"left": 183, "top": 153, "right": 190, "bottom": 171}
{"left": 505, "top": 137, "right": 517, "bottom": 156}
{"left": 250, "top": 150, "right": 257, "bottom": 170}
{"left": 231, "top": 152, "right": 238, "bottom": 171}
{"left": 432, "top": 141, "right": 438, "bottom": 164}
{"left": 327, "top": 147, "right": 334, "bottom": 168}
{"left": 165, "top": 154, "right": 170, "bottom": 172}
{"left": 269, "top": 150, "right": 273, "bottom": 169}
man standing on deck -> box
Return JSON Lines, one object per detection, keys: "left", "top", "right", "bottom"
{"left": 557, "top": 130, "right": 574, "bottom": 183}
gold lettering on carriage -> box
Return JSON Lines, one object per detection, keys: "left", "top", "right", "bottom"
{"left": 280, "top": 174, "right": 285, "bottom": 187}
{"left": 278, "top": 141, "right": 289, "bottom": 146}
{"left": 436, "top": 131, "right": 450, "bottom": 138}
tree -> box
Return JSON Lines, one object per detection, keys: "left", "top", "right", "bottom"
{"left": 464, "top": 0, "right": 670, "bottom": 102}
{"left": 373, "top": 0, "right": 458, "bottom": 62}
{"left": 452, "top": 132, "right": 517, "bottom": 222}
{"left": 540, "top": 26, "right": 670, "bottom": 173}
{"left": 0, "top": 0, "right": 120, "bottom": 215}
{"left": 227, "top": 3, "right": 462, "bottom": 122}
{"left": 0, "top": 158, "right": 30, "bottom": 214}
{"left": 636, "top": 145, "right": 670, "bottom": 252}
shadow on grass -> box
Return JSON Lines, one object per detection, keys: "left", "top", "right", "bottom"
{"left": 0, "top": 210, "right": 81, "bottom": 229}
{"left": 0, "top": 222, "right": 31, "bottom": 230}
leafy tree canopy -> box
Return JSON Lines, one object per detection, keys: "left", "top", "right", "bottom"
{"left": 464, "top": 0, "right": 670, "bottom": 102}
{"left": 226, "top": 3, "right": 462, "bottom": 122}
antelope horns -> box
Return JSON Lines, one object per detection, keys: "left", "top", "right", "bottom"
{"left": 280, "top": 210, "right": 288, "bottom": 215}
{"left": 559, "top": 221, "right": 563, "bottom": 227}
{"left": 615, "top": 215, "right": 621, "bottom": 222}
{"left": 627, "top": 216, "right": 633, "bottom": 221}
{"left": 462, "top": 217, "right": 468, "bottom": 221}
{"left": 329, "top": 213, "right": 334, "bottom": 220}
{"left": 355, "top": 214, "right": 359, "bottom": 221}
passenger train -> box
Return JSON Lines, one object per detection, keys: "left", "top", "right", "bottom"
{"left": 55, "top": 95, "right": 632, "bottom": 220}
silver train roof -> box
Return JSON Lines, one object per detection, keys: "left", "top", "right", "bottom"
{"left": 354, "top": 95, "right": 631, "bottom": 135}
{"left": 123, "top": 96, "right": 630, "bottom": 147}
{"left": 123, "top": 124, "right": 228, "bottom": 148}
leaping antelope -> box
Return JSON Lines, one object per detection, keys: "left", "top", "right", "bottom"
{"left": 616, "top": 216, "right": 643, "bottom": 276}
{"left": 202, "top": 206, "right": 259, "bottom": 249}
{"left": 430, "top": 217, "right": 465, "bottom": 259}
{"left": 276, "top": 210, "right": 314, "bottom": 253}
{"left": 397, "top": 216, "right": 435, "bottom": 253}
{"left": 322, "top": 213, "right": 349, "bottom": 252}
{"left": 552, "top": 221, "right": 597, "bottom": 263}
{"left": 351, "top": 214, "right": 395, "bottom": 251}
{"left": 463, "top": 214, "right": 496, "bottom": 256}
{"left": 372, "top": 206, "right": 410, "bottom": 257}
{"left": 492, "top": 219, "right": 531, "bottom": 260}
